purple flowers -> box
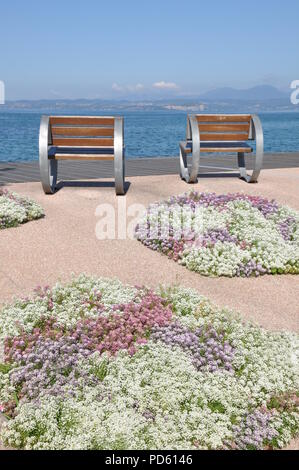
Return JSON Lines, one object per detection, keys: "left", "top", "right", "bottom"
{"left": 135, "top": 191, "right": 299, "bottom": 278}
{"left": 0, "top": 277, "right": 298, "bottom": 450}
{"left": 236, "top": 259, "right": 268, "bottom": 277}
{"left": 151, "top": 322, "right": 235, "bottom": 373}
{"left": 5, "top": 290, "right": 173, "bottom": 363}
{"left": 225, "top": 409, "right": 279, "bottom": 450}
{"left": 8, "top": 336, "right": 97, "bottom": 410}
{"left": 2, "top": 289, "right": 173, "bottom": 416}
{"left": 167, "top": 192, "right": 279, "bottom": 217}
{"left": 1, "top": 287, "right": 236, "bottom": 419}
{"left": 278, "top": 217, "right": 296, "bottom": 241}
{"left": 191, "top": 228, "right": 238, "bottom": 249}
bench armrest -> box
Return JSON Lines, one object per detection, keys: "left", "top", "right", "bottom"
{"left": 114, "top": 117, "right": 124, "bottom": 152}
{"left": 249, "top": 114, "right": 264, "bottom": 182}
{"left": 249, "top": 114, "right": 264, "bottom": 144}
{"left": 182, "top": 115, "right": 201, "bottom": 183}
{"left": 250, "top": 114, "right": 264, "bottom": 159}
{"left": 39, "top": 115, "right": 57, "bottom": 194}
{"left": 114, "top": 116, "right": 125, "bottom": 195}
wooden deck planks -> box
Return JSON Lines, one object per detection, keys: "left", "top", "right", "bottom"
{"left": 1, "top": 153, "right": 299, "bottom": 185}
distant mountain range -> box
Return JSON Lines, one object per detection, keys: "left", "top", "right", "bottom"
{"left": 199, "top": 85, "right": 288, "bottom": 101}
{"left": 0, "top": 85, "right": 296, "bottom": 113}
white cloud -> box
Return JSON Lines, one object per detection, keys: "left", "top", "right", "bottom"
{"left": 152, "top": 81, "right": 179, "bottom": 90}
{"left": 112, "top": 83, "right": 123, "bottom": 92}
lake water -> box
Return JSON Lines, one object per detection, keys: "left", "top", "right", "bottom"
{"left": 0, "top": 110, "right": 299, "bottom": 162}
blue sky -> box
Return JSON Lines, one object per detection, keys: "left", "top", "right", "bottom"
{"left": 1, "top": 0, "right": 298, "bottom": 100}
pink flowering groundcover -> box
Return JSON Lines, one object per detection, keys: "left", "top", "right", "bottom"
{"left": 0, "top": 275, "right": 298, "bottom": 450}
{"left": 135, "top": 192, "right": 299, "bottom": 277}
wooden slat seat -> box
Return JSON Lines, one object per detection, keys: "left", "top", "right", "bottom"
{"left": 48, "top": 146, "right": 115, "bottom": 160}
{"left": 181, "top": 141, "right": 253, "bottom": 153}
{"left": 51, "top": 154, "right": 115, "bottom": 161}
{"left": 48, "top": 147, "right": 115, "bottom": 161}
{"left": 39, "top": 115, "right": 125, "bottom": 194}
{"left": 179, "top": 114, "right": 264, "bottom": 184}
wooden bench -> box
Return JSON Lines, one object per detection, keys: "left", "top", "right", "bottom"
{"left": 39, "top": 115, "right": 125, "bottom": 195}
{"left": 179, "top": 114, "right": 264, "bottom": 183}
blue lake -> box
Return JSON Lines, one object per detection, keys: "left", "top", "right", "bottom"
{"left": 0, "top": 110, "right": 299, "bottom": 162}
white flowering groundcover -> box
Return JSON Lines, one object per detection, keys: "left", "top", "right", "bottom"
{"left": 0, "top": 189, "right": 44, "bottom": 229}
{"left": 135, "top": 192, "right": 299, "bottom": 277}
{"left": 0, "top": 275, "right": 298, "bottom": 450}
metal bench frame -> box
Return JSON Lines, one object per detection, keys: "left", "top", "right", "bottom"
{"left": 179, "top": 114, "right": 264, "bottom": 183}
{"left": 39, "top": 115, "right": 125, "bottom": 195}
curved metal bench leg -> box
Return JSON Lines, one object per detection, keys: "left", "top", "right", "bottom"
{"left": 39, "top": 115, "right": 57, "bottom": 194}
{"left": 249, "top": 154, "right": 262, "bottom": 183}
{"left": 238, "top": 150, "right": 263, "bottom": 183}
{"left": 248, "top": 114, "right": 264, "bottom": 183}
{"left": 238, "top": 115, "right": 264, "bottom": 183}
{"left": 179, "top": 145, "right": 200, "bottom": 184}
{"left": 238, "top": 152, "right": 250, "bottom": 182}
{"left": 114, "top": 117, "right": 125, "bottom": 195}
{"left": 179, "top": 144, "right": 190, "bottom": 182}
{"left": 188, "top": 148, "right": 200, "bottom": 183}
{"left": 180, "top": 115, "right": 200, "bottom": 184}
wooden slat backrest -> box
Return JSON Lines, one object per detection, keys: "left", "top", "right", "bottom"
{"left": 193, "top": 115, "right": 251, "bottom": 141}
{"left": 50, "top": 116, "right": 115, "bottom": 126}
{"left": 51, "top": 127, "right": 114, "bottom": 136}
{"left": 49, "top": 116, "right": 115, "bottom": 147}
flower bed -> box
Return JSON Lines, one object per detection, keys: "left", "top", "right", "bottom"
{"left": 0, "top": 275, "right": 298, "bottom": 450}
{"left": 135, "top": 192, "right": 299, "bottom": 277}
{"left": 0, "top": 189, "right": 44, "bottom": 229}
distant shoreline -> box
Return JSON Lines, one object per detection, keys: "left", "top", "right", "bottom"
{"left": 1, "top": 108, "right": 299, "bottom": 115}
{"left": 1, "top": 95, "right": 299, "bottom": 114}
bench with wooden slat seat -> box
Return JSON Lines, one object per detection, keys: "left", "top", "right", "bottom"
{"left": 39, "top": 115, "right": 125, "bottom": 194}
{"left": 179, "top": 114, "right": 264, "bottom": 183}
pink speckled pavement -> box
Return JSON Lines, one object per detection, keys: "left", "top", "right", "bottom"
{"left": 1, "top": 168, "right": 298, "bottom": 332}
{"left": 0, "top": 168, "right": 298, "bottom": 450}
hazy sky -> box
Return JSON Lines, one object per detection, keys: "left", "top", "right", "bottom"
{"left": 1, "top": 0, "right": 298, "bottom": 100}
